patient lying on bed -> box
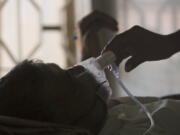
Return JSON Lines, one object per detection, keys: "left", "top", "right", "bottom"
{"left": 0, "top": 60, "right": 108, "bottom": 135}
{"left": 0, "top": 59, "right": 180, "bottom": 135}
{"left": 0, "top": 11, "right": 180, "bottom": 135}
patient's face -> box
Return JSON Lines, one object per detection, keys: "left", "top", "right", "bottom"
{"left": 50, "top": 65, "right": 107, "bottom": 109}
{"left": 30, "top": 63, "right": 108, "bottom": 134}
{"left": 41, "top": 63, "right": 108, "bottom": 133}
{"left": 62, "top": 66, "right": 107, "bottom": 133}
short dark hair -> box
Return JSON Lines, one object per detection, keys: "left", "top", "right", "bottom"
{"left": 0, "top": 60, "right": 60, "bottom": 121}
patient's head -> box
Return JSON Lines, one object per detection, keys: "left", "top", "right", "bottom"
{"left": 0, "top": 60, "right": 107, "bottom": 134}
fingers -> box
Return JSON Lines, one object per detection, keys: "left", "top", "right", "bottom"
{"left": 103, "top": 33, "right": 128, "bottom": 53}
{"left": 115, "top": 48, "right": 132, "bottom": 65}
{"left": 102, "top": 34, "right": 133, "bottom": 66}
{"left": 125, "top": 56, "right": 144, "bottom": 72}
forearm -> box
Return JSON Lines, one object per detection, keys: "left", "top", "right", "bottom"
{"left": 168, "top": 30, "right": 180, "bottom": 52}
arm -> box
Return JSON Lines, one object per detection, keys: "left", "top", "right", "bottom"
{"left": 168, "top": 30, "right": 180, "bottom": 51}
{"left": 102, "top": 26, "right": 180, "bottom": 72}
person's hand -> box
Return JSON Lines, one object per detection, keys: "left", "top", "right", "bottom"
{"left": 102, "top": 25, "right": 180, "bottom": 72}
{"left": 78, "top": 10, "right": 118, "bottom": 37}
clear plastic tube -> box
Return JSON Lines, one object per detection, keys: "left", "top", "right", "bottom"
{"left": 108, "top": 63, "right": 154, "bottom": 135}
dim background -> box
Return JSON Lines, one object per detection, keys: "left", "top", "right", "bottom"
{"left": 0, "top": 0, "right": 180, "bottom": 97}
